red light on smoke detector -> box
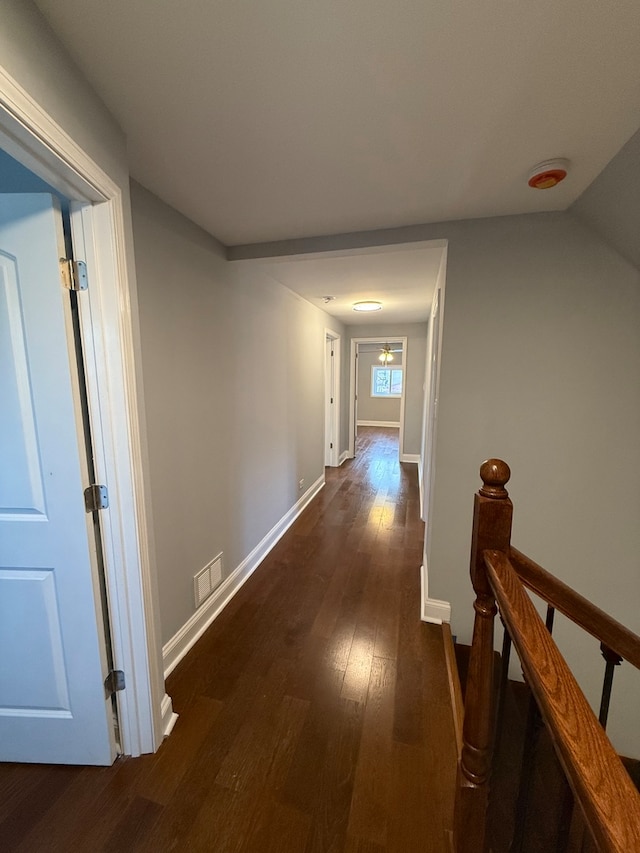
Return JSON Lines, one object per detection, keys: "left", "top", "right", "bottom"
{"left": 527, "top": 159, "right": 570, "bottom": 189}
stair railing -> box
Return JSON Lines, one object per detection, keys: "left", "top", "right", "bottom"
{"left": 453, "top": 459, "right": 640, "bottom": 853}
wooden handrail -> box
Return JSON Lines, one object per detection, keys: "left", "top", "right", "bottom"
{"left": 485, "top": 548, "right": 640, "bottom": 852}
{"left": 453, "top": 459, "right": 640, "bottom": 853}
{"left": 509, "top": 546, "right": 640, "bottom": 671}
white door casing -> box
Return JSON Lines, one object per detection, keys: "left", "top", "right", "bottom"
{"left": 0, "top": 193, "right": 117, "bottom": 764}
{"left": 420, "top": 248, "right": 451, "bottom": 625}
{"left": 0, "top": 66, "right": 170, "bottom": 757}
{"left": 348, "top": 337, "right": 408, "bottom": 459}
{"left": 324, "top": 336, "right": 334, "bottom": 465}
{"left": 324, "top": 329, "right": 340, "bottom": 467}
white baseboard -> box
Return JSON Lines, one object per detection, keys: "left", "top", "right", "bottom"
{"left": 357, "top": 420, "right": 400, "bottom": 428}
{"left": 338, "top": 450, "right": 349, "bottom": 466}
{"left": 162, "top": 474, "right": 325, "bottom": 679}
{"left": 420, "top": 563, "right": 451, "bottom": 624}
{"left": 401, "top": 453, "right": 420, "bottom": 464}
{"left": 161, "top": 692, "right": 178, "bottom": 737}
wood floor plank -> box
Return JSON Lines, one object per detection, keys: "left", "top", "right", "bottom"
{"left": 347, "top": 656, "right": 397, "bottom": 846}
{"left": 0, "top": 427, "right": 458, "bottom": 853}
{"left": 303, "top": 697, "right": 365, "bottom": 853}
{"left": 241, "top": 798, "right": 312, "bottom": 853}
{"left": 13, "top": 765, "right": 127, "bottom": 852}
{"left": 135, "top": 694, "right": 224, "bottom": 805}
{"left": 102, "top": 795, "right": 164, "bottom": 853}
{"left": 393, "top": 655, "right": 425, "bottom": 746}
{"left": 0, "top": 767, "right": 77, "bottom": 852}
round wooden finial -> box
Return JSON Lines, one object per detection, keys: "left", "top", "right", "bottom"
{"left": 479, "top": 459, "right": 511, "bottom": 498}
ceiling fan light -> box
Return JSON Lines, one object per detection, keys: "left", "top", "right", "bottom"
{"left": 379, "top": 351, "right": 393, "bottom": 363}
{"left": 353, "top": 301, "right": 382, "bottom": 312}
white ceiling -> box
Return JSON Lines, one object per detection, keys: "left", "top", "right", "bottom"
{"left": 254, "top": 242, "right": 443, "bottom": 324}
{"left": 33, "top": 1, "right": 640, "bottom": 323}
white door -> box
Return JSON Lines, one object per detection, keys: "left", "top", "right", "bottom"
{"left": 324, "top": 336, "right": 334, "bottom": 466}
{"left": 0, "top": 194, "right": 117, "bottom": 765}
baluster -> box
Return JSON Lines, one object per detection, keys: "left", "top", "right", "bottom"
{"left": 598, "top": 643, "right": 622, "bottom": 730}
{"left": 510, "top": 585, "right": 557, "bottom": 850}
{"left": 494, "top": 620, "right": 512, "bottom": 747}
{"left": 454, "top": 459, "right": 512, "bottom": 853}
{"left": 510, "top": 692, "right": 544, "bottom": 852}
{"left": 545, "top": 604, "right": 555, "bottom": 634}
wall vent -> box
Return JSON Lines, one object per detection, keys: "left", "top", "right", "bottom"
{"left": 193, "top": 553, "right": 223, "bottom": 609}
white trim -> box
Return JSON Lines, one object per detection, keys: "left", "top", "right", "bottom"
{"left": 338, "top": 450, "right": 349, "bottom": 466}
{"left": 161, "top": 693, "right": 178, "bottom": 738}
{"left": 420, "top": 563, "right": 451, "bottom": 624}
{"left": 357, "top": 420, "right": 400, "bottom": 428}
{"left": 0, "top": 67, "right": 163, "bottom": 756}
{"left": 400, "top": 453, "right": 420, "bottom": 464}
{"left": 349, "top": 336, "right": 408, "bottom": 461}
{"left": 418, "top": 457, "right": 424, "bottom": 518}
{"left": 324, "top": 328, "right": 341, "bottom": 467}
{"left": 163, "top": 474, "right": 325, "bottom": 678}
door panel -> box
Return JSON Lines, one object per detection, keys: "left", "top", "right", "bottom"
{"left": 0, "top": 194, "right": 116, "bottom": 765}
{"left": 0, "top": 252, "right": 46, "bottom": 516}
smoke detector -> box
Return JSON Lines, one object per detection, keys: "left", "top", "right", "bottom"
{"left": 528, "top": 159, "right": 570, "bottom": 190}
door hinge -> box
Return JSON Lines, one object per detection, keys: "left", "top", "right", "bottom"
{"left": 60, "top": 258, "right": 88, "bottom": 291}
{"left": 330, "top": 397, "right": 333, "bottom": 404}
{"left": 84, "top": 484, "right": 109, "bottom": 512}
{"left": 330, "top": 442, "right": 333, "bottom": 449}
{"left": 104, "top": 669, "right": 125, "bottom": 697}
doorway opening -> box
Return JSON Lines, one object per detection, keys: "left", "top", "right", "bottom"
{"left": 349, "top": 336, "right": 408, "bottom": 461}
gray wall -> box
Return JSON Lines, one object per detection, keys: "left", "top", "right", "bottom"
{"left": 427, "top": 211, "right": 640, "bottom": 758}
{"left": 357, "top": 348, "right": 403, "bottom": 423}
{"left": 572, "top": 127, "right": 640, "bottom": 271}
{"left": 1, "top": 2, "right": 130, "bottom": 188}
{"left": 131, "top": 182, "right": 339, "bottom": 644}
{"left": 346, "top": 323, "right": 427, "bottom": 456}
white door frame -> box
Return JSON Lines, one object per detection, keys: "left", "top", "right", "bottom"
{"left": 420, "top": 249, "right": 451, "bottom": 625}
{"left": 0, "top": 68, "right": 169, "bottom": 755}
{"left": 349, "top": 336, "right": 408, "bottom": 460}
{"left": 324, "top": 328, "right": 341, "bottom": 467}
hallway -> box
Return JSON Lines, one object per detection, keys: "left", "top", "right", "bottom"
{"left": 0, "top": 427, "right": 457, "bottom": 853}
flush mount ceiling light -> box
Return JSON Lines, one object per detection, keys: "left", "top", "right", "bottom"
{"left": 353, "top": 301, "right": 382, "bottom": 312}
{"left": 527, "top": 158, "right": 570, "bottom": 190}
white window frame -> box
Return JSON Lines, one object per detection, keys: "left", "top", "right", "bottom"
{"left": 371, "top": 364, "right": 404, "bottom": 398}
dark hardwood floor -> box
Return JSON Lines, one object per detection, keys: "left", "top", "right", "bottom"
{"left": 1, "top": 427, "right": 457, "bottom": 852}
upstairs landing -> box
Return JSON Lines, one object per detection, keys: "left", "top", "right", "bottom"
{"left": 0, "top": 427, "right": 458, "bottom": 852}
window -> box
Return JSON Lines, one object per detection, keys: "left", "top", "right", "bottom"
{"left": 371, "top": 366, "right": 403, "bottom": 398}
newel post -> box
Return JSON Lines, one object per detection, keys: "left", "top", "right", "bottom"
{"left": 453, "top": 459, "right": 513, "bottom": 853}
